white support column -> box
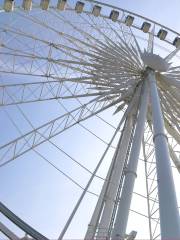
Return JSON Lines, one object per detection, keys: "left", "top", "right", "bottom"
{"left": 96, "top": 116, "right": 133, "bottom": 239}
{"left": 148, "top": 69, "right": 180, "bottom": 240}
{"left": 112, "top": 80, "right": 149, "bottom": 239}
{"left": 85, "top": 117, "right": 133, "bottom": 240}
{"left": 85, "top": 150, "right": 117, "bottom": 240}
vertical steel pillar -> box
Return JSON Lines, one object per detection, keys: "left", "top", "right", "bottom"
{"left": 112, "top": 80, "right": 149, "bottom": 239}
{"left": 96, "top": 116, "right": 133, "bottom": 239}
{"left": 85, "top": 148, "right": 117, "bottom": 240}
{"left": 85, "top": 116, "right": 133, "bottom": 240}
{"left": 148, "top": 69, "right": 180, "bottom": 240}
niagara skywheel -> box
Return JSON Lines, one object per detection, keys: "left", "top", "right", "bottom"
{"left": 0, "top": 0, "right": 180, "bottom": 240}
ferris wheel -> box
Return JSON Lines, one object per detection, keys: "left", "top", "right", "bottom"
{"left": 0, "top": 0, "right": 180, "bottom": 240}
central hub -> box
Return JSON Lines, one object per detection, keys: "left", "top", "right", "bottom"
{"left": 142, "top": 50, "right": 170, "bottom": 72}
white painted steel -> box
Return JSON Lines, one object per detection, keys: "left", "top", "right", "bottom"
{"left": 0, "top": 2, "right": 179, "bottom": 239}
{"left": 85, "top": 93, "right": 140, "bottom": 239}
{"left": 58, "top": 117, "right": 125, "bottom": 240}
{"left": 96, "top": 116, "right": 133, "bottom": 238}
{"left": 169, "top": 144, "right": 180, "bottom": 173}
{"left": 112, "top": 80, "right": 150, "bottom": 239}
{"left": 148, "top": 69, "right": 180, "bottom": 240}
{"left": 85, "top": 154, "right": 115, "bottom": 240}
{"left": 85, "top": 133, "right": 123, "bottom": 240}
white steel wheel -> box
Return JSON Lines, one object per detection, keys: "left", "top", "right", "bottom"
{"left": 0, "top": 1, "right": 179, "bottom": 240}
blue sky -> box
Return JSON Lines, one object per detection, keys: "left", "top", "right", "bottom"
{"left": 0, "top": 0, "right": 180, "bottom": 239}
{"left": 104, "top": 0, "right": 180, "bottom": 32}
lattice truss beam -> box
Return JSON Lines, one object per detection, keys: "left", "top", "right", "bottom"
{"left": 0, "top": 4, "right": 179, "bottom": 240}
{"left": 142, "top": 118, "right": 180, "bottom": 240}
{"left": 143, "top": 122, "right": 160, "bottom": 240}
{"left": 0, "top": 6, "right": 179, "bottom": 169}
{"left": 0, "top": 9, "right": 143, "bottom": 166}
